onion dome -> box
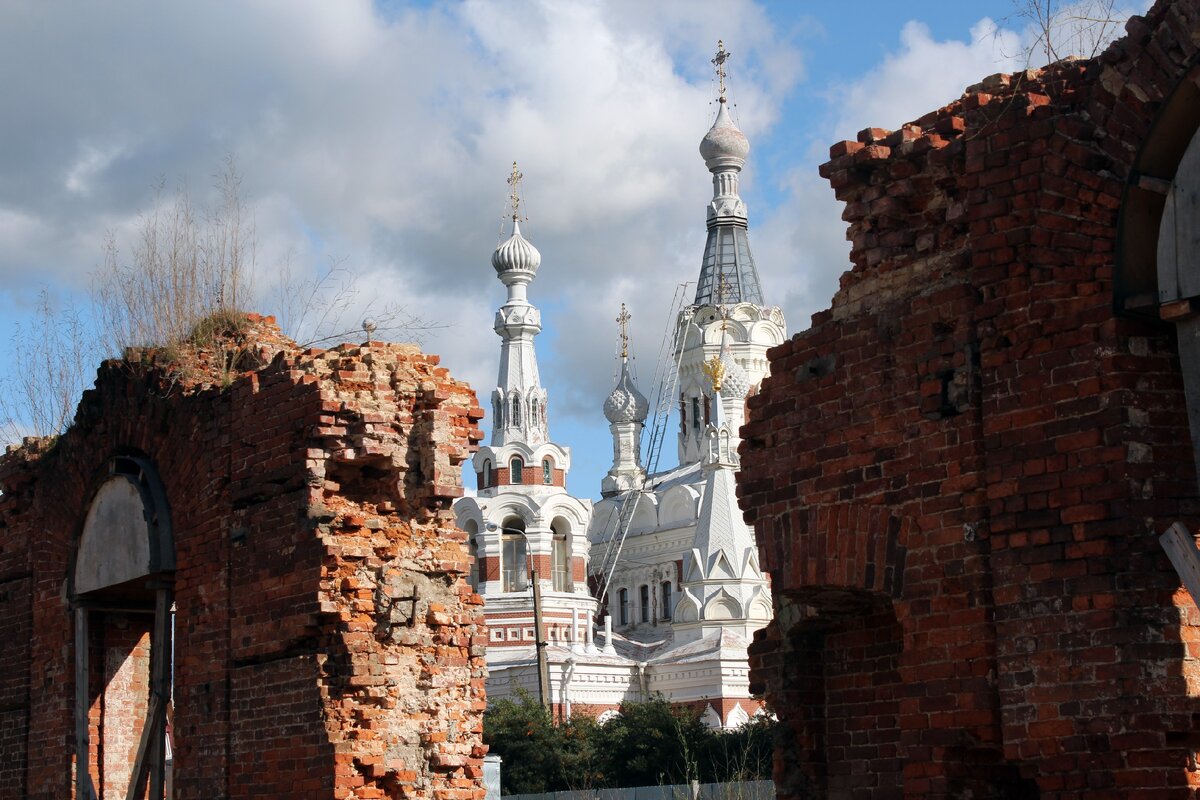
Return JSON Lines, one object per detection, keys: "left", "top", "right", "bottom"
{"left": 699, "top": 102, "right": 749, "bottom": 171}
{"left": 604, "top": 359, "right": 649, "bottom": 424}
{"left": 491, "top": 218, "right": 541, "bottom": 275}
{"left": 718, "top": 349, "right": 750, "bottom": 399}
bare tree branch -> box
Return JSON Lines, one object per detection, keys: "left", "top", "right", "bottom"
{"left": 0, "top": 290, "right": 96, "bottom": 441}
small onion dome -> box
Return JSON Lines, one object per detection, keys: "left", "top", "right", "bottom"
{"left": 719, "top": 349, "right": 750, "bottom": 399}
{"left": 699, "top": 101, "right": 749, "bottom": 171}
{"left": 604, "top": 360, "right": 649, "bottom": 424}
{"left": 492, "top": 218, "right": 541, "bottom": 275}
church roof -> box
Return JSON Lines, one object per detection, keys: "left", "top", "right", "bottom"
{"left": 687, "top": 463, "right": 755, "bottom": 581}
{"left": 694, "top": 224, "right": 763, "bottom": 306}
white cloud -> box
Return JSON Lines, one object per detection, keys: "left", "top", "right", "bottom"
{"left": 0, "top": 0, "right": 1155, "bottom": 484}
{"left": 0, "top": 0, "right": 801, "bottom": 440}
{"left": 827, "top": 18, "right": 1024, "bottom": 141}
{"left": 827, "top": 1, "right": 1151, "bottom": 142}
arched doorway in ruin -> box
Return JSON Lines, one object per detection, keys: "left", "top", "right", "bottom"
{"left": 1115, "top": 57, "right": 1200, "bottom": 486}
{"left": 71, "top": 454, "right": 175, "bottom": 800}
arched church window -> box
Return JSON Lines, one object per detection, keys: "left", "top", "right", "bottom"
{"left": 530, "top": 397, "right": 539, "bottom": 429}
{"left": 482, "top": 460, "right": 492, "bottom": 489}
{"left": 661, "top": 581, "right": 672, "bottom": 620}
{"left": 493, "top": 396, "right": 501, "bottom": 424}
{"left": 542, "top": 458, "right": 552, "bottom": 485}
{"left": 691, "top": 397, "right": 701, "bottom": 432}
{"left": 619, "top": 588, "right": 629, "bottom": 626}
{"left": 551, "top": 521, "right": 571, "bottom": 592}
{"left": 511, "top": 395, "right": 521, "bottom": 427}
{"left": 501, "top": 519, "right": 527, "bottom": 593}
{"left": 639, "top": 584, "right": 650, "bottom": 623}
{"left": 679, "top": 394, "right": 687, "bottom": 436}
{"left": 510, "top": 457, "right": 524, "bottom": 484}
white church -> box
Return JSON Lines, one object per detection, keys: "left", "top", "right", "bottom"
{"left": 453, "top": 44, "right": 787, "bottom": 729}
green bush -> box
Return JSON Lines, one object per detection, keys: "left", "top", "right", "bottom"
{"left": 483, "top": 693, "right": 777, "bottom": 795}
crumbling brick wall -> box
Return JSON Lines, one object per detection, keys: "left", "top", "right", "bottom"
{"left": 741, "top": 3, "right": 1200, "bottom": 798}
{"left": 0, "top": 315, "right": 486, "bottom": 799}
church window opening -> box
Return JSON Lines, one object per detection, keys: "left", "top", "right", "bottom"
{"left": 619, "top": 589, "right": 629, "bottom": 625}
{"left": 511, "top": 395, "right": 521, "bottom": 427}
{"left": 531, "top": 397, "right": 539, "bottom": 429}
{"left": 639, "top": 584, "right": 650, "bottom": 623}
{"left": 501, "top": 519, "right": 527, "bottom": 593}
{"left": 511, "top": 457, "right": 524, "bottom": 484}
{"left": 482, "top": 460, "right": 492, "bottom": 489}
{"left": 661, "top": 581, "right": 673, "bottom": 620}
{"left": 493, "top": 396, "right": 501, "bottom": 425}
{"left": 691, "top": 397, "right": 701, "bottom": 431}
{"left": 679, "top": 394, "right": 687, "bottom": 436}
{"left": 552, "top": 522, "right": 571, "bottom": 592}
{"left": 542, "top": 458, "right": 552, "bottom": 485}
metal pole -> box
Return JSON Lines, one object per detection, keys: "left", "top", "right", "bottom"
{"left": 530, "top": 564, "right": 550, "bottom": 710}
{"left": 75, "top": 607, "right": 94, "bottom": 800}
{"left": 148, "top": 586, "right": 172, "bottom": 799}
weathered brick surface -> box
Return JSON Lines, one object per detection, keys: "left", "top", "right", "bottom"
{"left": 741, "top": 3, "right": 1200, "bottom": 798}
{"left": 0, "top": 317, "right": 486, "bottom": 799}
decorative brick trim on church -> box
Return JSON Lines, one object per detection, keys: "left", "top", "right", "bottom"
{"left": 740, "top": 2, "right": 1200, "bottom": 798}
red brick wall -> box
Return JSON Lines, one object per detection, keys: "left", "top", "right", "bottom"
{"left": 0, "top": 322, "right": 486, "bottom": 799}
{"left": 0, "top": 573, "right": 32, "bottom": 798}
{"left": 741, "top": 3, "right": 1200, "bottom": 798}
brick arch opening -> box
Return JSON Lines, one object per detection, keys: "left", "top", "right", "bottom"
{"left": 756, "top": 591, "right": 904, "bottom": 799}
{"left": 1114, "top": 56, "right": 1200, "bottom": 485}
{"left": 1114, "top": 55, "right": 1200, "bottom": 315}
{"left": 71, "top": 454, "right": 175, "bottom": 800}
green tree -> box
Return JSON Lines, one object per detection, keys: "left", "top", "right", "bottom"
{"left": 483, "top": 691, "right": 599, "bottom": 795}
{"left": 594, "top": 696, "right": 713, "bottom": 788}
{"left": 483, "top": 693, "right": 779, "bottom": 792}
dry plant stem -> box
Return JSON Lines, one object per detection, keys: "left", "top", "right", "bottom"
{"left": 277, "top": 257, "right": 445, "bottom": 349}
{"left": 1005, "top": 0, "right": 1125, "bottom": 67}
{"left": 94, "top": 156, "right": 254, "bottom": 354}
{"left": 0, "top": 290, "right": 94, "bottom": 441}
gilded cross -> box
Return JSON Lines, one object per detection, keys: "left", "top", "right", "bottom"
{"left": 616, "top": 303, "right": 631, "bottom": 359}
{"left": 712, "top": 40, "right": 729, "bottom": 103}
{"left": 715, "top": 271, "right": 734, "bottom": 331}
{"left": 507, "top": 161, "right": 524, "bottom": 221}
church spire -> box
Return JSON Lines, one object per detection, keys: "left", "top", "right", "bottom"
{"left": 602, "top": 304, "right": 649, "bottom": 497}
{"left": 694, "top": 41, "right": 763, "bottom": 307}
{"left": 675, "top": 43, "right": 784, "bottom": 467}
{"left": 490, "top": 162, "right": 548, "bottom": 447}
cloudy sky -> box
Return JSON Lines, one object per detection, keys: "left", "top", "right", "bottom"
{"left": 0, "top": 0, "right": 1148, "bottom": 492}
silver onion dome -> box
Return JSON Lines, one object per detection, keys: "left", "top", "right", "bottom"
{"left": 699, "top": 102, "right": 749, "bottom": 171}
{"left": 604, "top": 360, "right": 650, "bottom": 424}
{"left": 492, "top": 218, "right": 541, "bottom": 275}
{"left": 718, "top": 349, "right": 750, "bottom": 399}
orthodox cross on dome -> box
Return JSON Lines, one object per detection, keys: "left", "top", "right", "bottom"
{"left": 715, "top": 272, "right": 734, "bottom": 331}
{"left": 712, "top": 40, "right": 730, "bottom": 103}
{"left": 616, "top": 303, "right": 631, "bottom": 358}
{"left": 507, "top": 161, "right": 525, "bottom": 222}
